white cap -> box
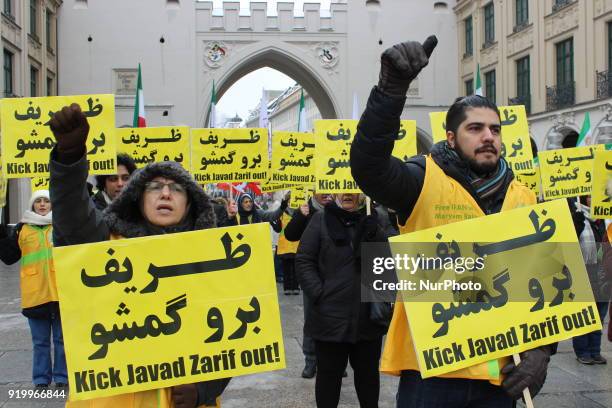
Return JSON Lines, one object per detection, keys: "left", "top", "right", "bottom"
{"left": 28, "top": 189, "right": 50, "bottom": 210}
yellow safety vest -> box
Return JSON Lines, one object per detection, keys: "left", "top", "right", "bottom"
{"left": 380, "top": 156, "right": 536, "bottom": 385}
{"left": 276, "top": 213, "right": 299, "bottom": 255}
{"left": 66, "top": 234, "right": 221, "bottom": 408}
{"left": 18, "top": 224, "right": 58, "bottom": 309}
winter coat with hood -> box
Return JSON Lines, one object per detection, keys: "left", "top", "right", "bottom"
{"left": 295, "top": 201, "right": 389, "bottom": 343}
{"left": 49, "top": 149, "right": 227, "bottom": 407}
{"left": 225, "top": 193, "right": 287, "bottom": 227}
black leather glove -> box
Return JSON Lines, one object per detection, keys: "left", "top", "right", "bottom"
{"left": 363, "top": 214, "right": 380, "bottom": 241}
{"left": 501, "top": 346, "right": 552, "bottom": 400}
{"left": 172, "top": 384, "right": 198, "bottom": 408}
{"left": 49, "top": 104, "right": 89, "bottom": 161}
{"left": 378, "top": 36, "right": 438, "bottom": 98}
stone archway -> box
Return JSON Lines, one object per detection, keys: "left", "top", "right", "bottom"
{"left": 545, "top": 125, "right": 580, "bottom": 150}
{"left": 561, "top": 128, "right": 579, "bottom": 148}
{"left": 209, "top": 47, "right": 339, "bottom": 126}
{"left": 195, "top": 1, "right": 349, "bottom": 127}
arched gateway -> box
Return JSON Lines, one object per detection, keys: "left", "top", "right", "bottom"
{"left": 196, "top": 1, "right": 348, "bottom": 126}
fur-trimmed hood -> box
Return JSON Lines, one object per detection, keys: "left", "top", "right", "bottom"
{"left": 103, "top": 161, "right": 216, "bottom": 238}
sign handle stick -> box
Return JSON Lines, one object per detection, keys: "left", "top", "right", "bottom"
{"left": 366, "top": 196, "right": 371, "bottom": 216}
{"left": 512, "top": 354, "right": 535, "bottom": 408}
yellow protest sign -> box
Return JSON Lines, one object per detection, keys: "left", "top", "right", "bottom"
{"left": 429, "top": 106, "right": 534, "bottom": 174}
{"left": 191, "top": 128, "right": 269, "bottom": 185}
{"left": 53, "top": 223, "right": 285, "bottom": 401}
{"left": 0, "top": 95, "right": 117, "bottom": 178}
{"left": 0, "top": 159, "right": 6, "bottom": 207}
{"left": 388, "top": 200, "right": 599, "bottom": 378}
{"left": 514, "top": 164, "right": 541, "bottom": 196}
{"left": 116, "top": 127, "right": 191, "bottom": 170}
{"left": 314, "top": 120, "right": 359, "bottom": 193}
{"left": 590, "top": 149, "right": 612, "bottom": 219}
{"left": 260, "top": 182, "right": 298, "bottom": 193}
{"left": 429, "top": 111, "right": 447, "bottom": 144}
{"left": 392, "top": 120, "right": 418, "bottom": 161}
{"left": 540, "top": 145, "right": 601, "bottom": 200}
{"left": 270, "top": 131, "right": 315, "bottom": 185}
{"left": 498, "top": 105, "right": 534, "bottom": 174}
{"left": 289, "top": 185, "right": 314, "bottom": 209}
{"left": 31, "top": 176, "right": 50, "bottom": 191}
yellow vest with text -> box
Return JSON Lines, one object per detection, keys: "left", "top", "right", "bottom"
{"left": 276, "top": 213, "right": 299, "bottom": 255}
{"left": 18, "top": 224, "right": 58, "bottom": 309}
{"left": 380, "top": 156, "right": 536, "bottom": 385}
{"left": 66, "top": 234, "right": 221, "bottom": 408}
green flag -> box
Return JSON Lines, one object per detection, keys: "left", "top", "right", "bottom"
{"left": 474, "top": 64, "right": 483, "bottom": 96}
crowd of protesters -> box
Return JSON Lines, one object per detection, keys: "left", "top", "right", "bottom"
{"left": 0, "top": 36, "right": 609, "bottom": 408}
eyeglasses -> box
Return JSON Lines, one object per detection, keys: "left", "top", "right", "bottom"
{"left": 144, "top": 181, "right": 186, "bottom": 194}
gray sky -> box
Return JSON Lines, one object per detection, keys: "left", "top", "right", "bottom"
{"left": 216, "top": 68, "right": 295, "bottom": 125}
{"left": 214, "top": 1, "right": 332, "bottom": 125}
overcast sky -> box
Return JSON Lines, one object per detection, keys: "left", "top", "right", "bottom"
{"left": 213, "top": 1, "right": 332, "bottom": 125}
{"left": 216, "top": 68, "right": 295, "bottom": 125}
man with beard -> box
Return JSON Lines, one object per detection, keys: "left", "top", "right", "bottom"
{"left": 350, "top": 37, "right": 553, "bottom": 407}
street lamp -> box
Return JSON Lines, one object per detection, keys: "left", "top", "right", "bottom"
{"left": 366, "top": 0, "right": 381, "bottom": 39}
{"left": 366, "top": 0, "right": 381, "bottom": 11}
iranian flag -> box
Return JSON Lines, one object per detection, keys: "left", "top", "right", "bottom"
{"left": 297, "top": 88, "right": 307, "bottom": 132}
{"left": 576, "top": 112, "right": 592, "bottom": 147}
{"left": 132, "top": 64, "right": 146, "bottom": 127}
{"left": 474, "top": 63, "right": 483, "bottom": 96}
{"left": 209, "top": 80, "right": 217, "bottom": 128}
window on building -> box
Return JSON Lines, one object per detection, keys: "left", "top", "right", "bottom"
{"left": 30, "top": 0, "right": 37, "bottom": 37}
{"left": 485, "top": 70, "right": 496, "bottom": 103}
{"left": 30, "top": 66, "right": 38, "bottom": 96}
{"left": 484, "top": 2, "right": 495, "bottom": 45}
{"left": 46, "top": 10, "right": 52, "bottom": 49}
{"left": 516, "top": 56, "right": 530, "bottom": 113}
{"left": 465, "top": 79, "right": 474, "bottom": 96}
{"left": 516, "top": 0, "right": 528, "bottom": 27}
{"left": 4, "top": 49, "right": 13, "bottom": 97}
{"left": 4, "top": 0, "right": 11, "bottom": 16}
{"left": 465, "top": 16, "right": 473, "bottom": 56}
{"left": 556, "top": 38, "right": 574, "bottom": 87}
{"left": 47, "top": 76, "right": 53, "bottom": 96}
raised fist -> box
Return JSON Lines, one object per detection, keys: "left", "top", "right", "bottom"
{"left": 49, "top": 103, "right": 89, "bottom": 156}
{"left": 299, "top": 202, "right": 309, "bottom": 217}
{"left": 227, "top": 199, "right": 238, "bottom": 218}
{"left": 378, "top": 36, "right": 438, "bottom": 98}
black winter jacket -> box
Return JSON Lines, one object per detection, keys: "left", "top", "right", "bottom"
{"left": 295, "top": 206, "right": 388, "bottom": 343}
{"left": 284, "top": 198, "right": 318, "bottom": 242}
